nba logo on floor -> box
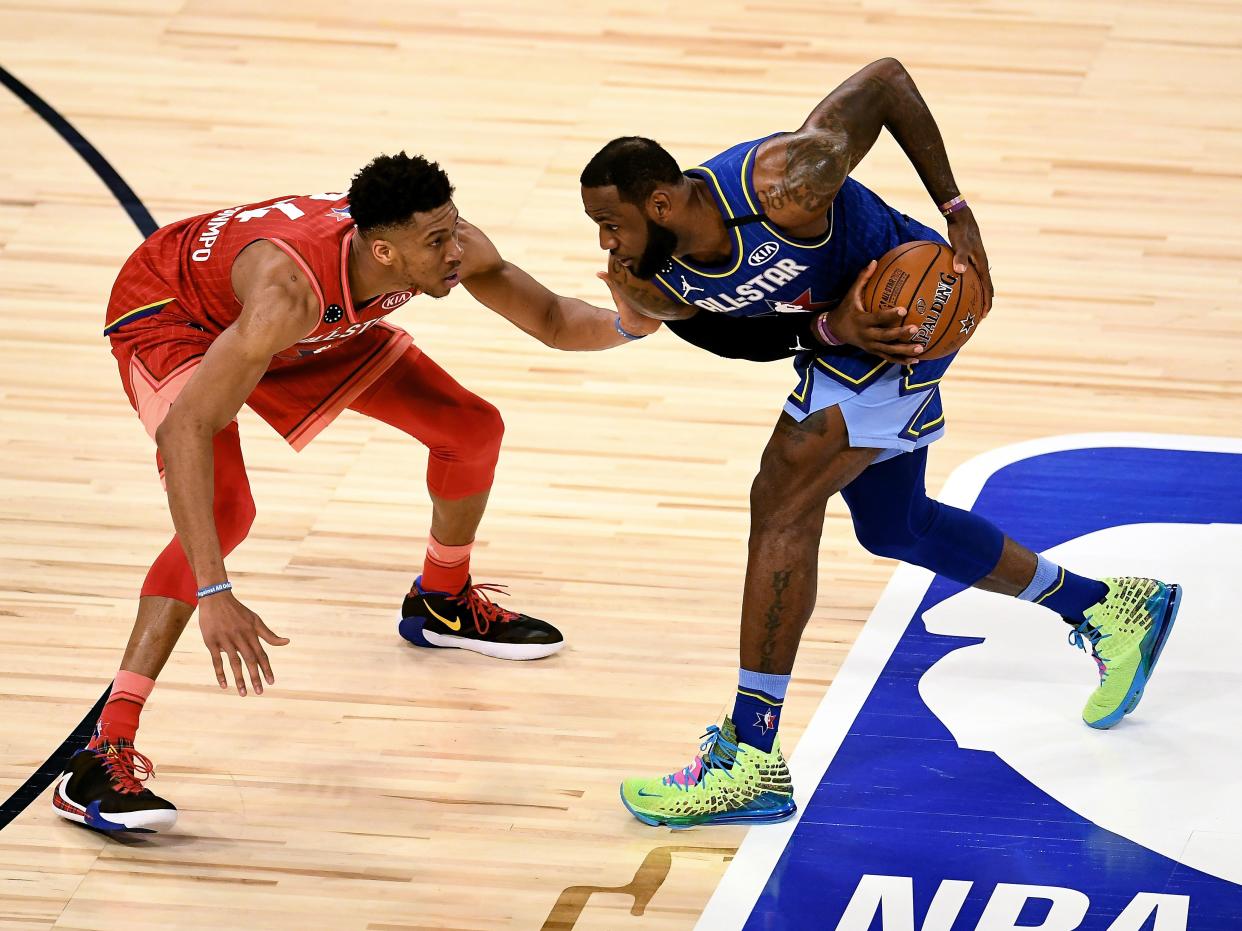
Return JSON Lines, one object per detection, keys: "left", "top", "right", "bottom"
{"left": 699, "top": 434, "right": 1242, "bottom": 931}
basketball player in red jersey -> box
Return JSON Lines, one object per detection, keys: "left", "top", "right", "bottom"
{"left": 51, "top": 152, "right": 659, "bottom": 833}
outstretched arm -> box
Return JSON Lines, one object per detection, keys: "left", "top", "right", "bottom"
{"left": 759, "top": 58, "right": 993, "bottom": 314}
{"left": 457, "top": 221, "right": 660, "bottom": 349}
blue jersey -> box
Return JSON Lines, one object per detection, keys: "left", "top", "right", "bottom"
{"left": 651, "top": 133, "right": 955, "bottom": 395}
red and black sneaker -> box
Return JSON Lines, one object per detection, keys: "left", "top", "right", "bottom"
{"left": 51, "top": 740, "right": 177, "bottom": 833}
{"left": 398, "top": 576, "right": 564, "bottom": 660}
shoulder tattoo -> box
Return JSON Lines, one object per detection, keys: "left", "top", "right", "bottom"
{"left": 781, "top": 132, "right": 850, "bottom": 215}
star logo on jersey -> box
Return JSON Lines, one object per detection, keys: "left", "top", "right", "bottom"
{"left": 330, "top": 206, "right": 352, "bottom": 222}
{"left": 324, "top": 304, "right": 344, "bottom": 324}
{"left": 960, "top": 311, "right": 977, "bottom": 335}
{"left": 768, "top": 288, "right": 834, "bottom": 315}
{"left": 755, "top": 709, "right": 777, "bottom": 735}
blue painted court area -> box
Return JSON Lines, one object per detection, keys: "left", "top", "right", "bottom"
{"left": 701, "top": 437, "right": 1242, "bottom": 931}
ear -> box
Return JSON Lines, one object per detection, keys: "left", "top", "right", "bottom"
{"left": 370, "top": 237, "right": 395, "bottom": 267}
{"left": 647, "top": 188, "right": 673, "bottom": 221}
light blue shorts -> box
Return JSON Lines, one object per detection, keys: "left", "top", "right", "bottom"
{"left": 782, "top": 361, "right": 947, "bottom": 464}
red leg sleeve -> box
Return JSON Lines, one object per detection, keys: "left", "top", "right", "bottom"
{"left": 140, "top": 423, "right": 256, "bottom": 603}
{"left": 348, "top": 346, "right": 503, "bottom": 500}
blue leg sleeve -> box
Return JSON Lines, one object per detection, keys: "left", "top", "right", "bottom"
{"left": 841, "top": 447, "right": 1005, "bottom": 586}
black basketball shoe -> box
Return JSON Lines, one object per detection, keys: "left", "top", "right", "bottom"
{"left": 52, "top": 740, "right": 177, "bottom": 833}
{"left": 398, "top": 576, "right": 564, "bottom": 660}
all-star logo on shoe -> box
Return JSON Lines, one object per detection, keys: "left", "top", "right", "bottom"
{"left": 398, "top": 576, "right": 564, "bottom": 661}
{"left": 51, "top": 739, "right": 177, "bottom": 833}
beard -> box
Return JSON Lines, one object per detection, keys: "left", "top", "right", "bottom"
{"left": 632, "top": 218, "right": 679, "bottom": 280}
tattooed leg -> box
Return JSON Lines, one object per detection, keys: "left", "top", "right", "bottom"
{"left": 740, "top": 408, "right": 880, "bottom": 674}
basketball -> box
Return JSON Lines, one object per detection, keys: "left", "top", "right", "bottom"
{"left": 862, "top": 240, "right": 984, "bottom": 360}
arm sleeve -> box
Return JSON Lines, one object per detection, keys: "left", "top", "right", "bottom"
{"left": 664, "top": 310, "right": 843, "bottom": 362}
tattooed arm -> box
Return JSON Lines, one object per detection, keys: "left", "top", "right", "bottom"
{"left": 752, "top": 58, "right": 993, "bottom": 314}
{"left": 600, "top": 254, "right": 700, "bottom": 322}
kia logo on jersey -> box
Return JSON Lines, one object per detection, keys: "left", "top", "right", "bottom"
{"left": 381, "top": 291, "right": 414, "bottom": 311}
{"left": 747, "top": 241, "right": 779, "bottom": 266}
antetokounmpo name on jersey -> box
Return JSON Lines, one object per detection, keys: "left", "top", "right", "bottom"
{"left": 190, "top": 207, "right": 241, "bottom": 263}
{"left": 690, "top": 258, "right": 809, "bottom": 313}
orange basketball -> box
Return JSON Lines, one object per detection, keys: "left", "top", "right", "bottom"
{"left": 861, "top": 240, "right": 983, "bottom": 360}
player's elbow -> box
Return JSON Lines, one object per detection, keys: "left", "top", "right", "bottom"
{"left": 153, "top": 406, "right": 200, "bottom": 454}
{"left": 869, "top": 57, "right": 909, "bottom": 83}
{"left": 154, "top": 388, "right": 240, "bottom": 453}
{"left": 543, "top": 298, "right": 583, "bottom": 351}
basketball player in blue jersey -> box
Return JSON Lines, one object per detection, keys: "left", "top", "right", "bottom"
{"left": 578, "top": 58, "right": 1182, "bottom": 827}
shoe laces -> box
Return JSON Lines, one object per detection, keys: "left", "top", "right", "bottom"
{"left": 1068, "top": 621, "right": 1110, "bottom": 681}
{"left": 662, "top": 725, "right": 743, "bottom": 792}
{"left": 93, "top": 741, "right": 155, "bottom": 795}
{"left": 453, "top": 581, "right": 519, "bottom": 635}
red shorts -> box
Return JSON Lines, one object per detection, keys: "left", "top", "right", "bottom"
{"left": 109, "top": 303, "right": 413, "bottom": 452}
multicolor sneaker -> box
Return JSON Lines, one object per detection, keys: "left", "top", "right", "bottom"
{"left": 619, "top": 717, "right": 796, "bottom": 828}
{"left": 398, "top": 576, "right": 564, "bottom": 661}
{"left": 1069, "top": 577, "right": 1182, "bottom": 729}
{"left": 51, "top": 740, "right": 177, "bottom": 833}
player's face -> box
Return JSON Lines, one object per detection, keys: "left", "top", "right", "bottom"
{"left": 582, "top": 185, "right": 678, "bottom": 281}
{"left": 382, "top": 201, "right": 464, "bottom": 298}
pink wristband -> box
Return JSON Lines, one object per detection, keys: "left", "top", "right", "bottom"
{"left": 814, "top": 312, "right": 843, "bottom": 347}
{"left": 940, "top": 195, "right": 968, "bottom": 217}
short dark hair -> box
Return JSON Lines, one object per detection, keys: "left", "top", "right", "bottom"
{"left": 580, "top": 136, "right": 682, "bottom": 205}
{"left": 348, "top": 152, "right": 454, "bottom": 233}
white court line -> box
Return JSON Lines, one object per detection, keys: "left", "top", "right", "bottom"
{"left": 694, "top": 432, "right": 1242, "bottom": 930}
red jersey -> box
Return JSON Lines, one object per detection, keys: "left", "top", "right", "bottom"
{"left": 104, "top": 193, "right": 418, "bottom": 362}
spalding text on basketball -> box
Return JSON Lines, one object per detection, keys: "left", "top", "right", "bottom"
{"left": 912, "top": 272, "right": 958, "bottom": 347}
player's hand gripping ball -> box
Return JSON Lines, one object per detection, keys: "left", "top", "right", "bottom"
{"left": 862, "top": 241, "right": 984, "bottom": 360}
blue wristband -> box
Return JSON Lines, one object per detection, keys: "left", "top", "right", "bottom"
{"left": 614, "top": 315, "right": 646, "bottom": 341}
{"left": 196, "top": 580, "right": 233, "bottom": 599}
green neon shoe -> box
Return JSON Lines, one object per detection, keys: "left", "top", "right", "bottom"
{"left": 1070, "top": 577, "right": 1182, "bottom": 730}
{"left": 619, "top": 717, "right": 796, "bottom": 828}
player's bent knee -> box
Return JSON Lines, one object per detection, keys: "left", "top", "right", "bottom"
{"left": 749, "top": 466, "right": 830, "bottom": 537}
{"left": 214, "top": 490, "right": 257, "bottom": 554}
{"left": 425, "top": 397, "right": 505, "bottom": 499}
{"left": 456, "top": 396, "right": 504, "bottom": 462}
{"left": 851, "top": 496, "right": 941, "bottom": 560}
{"left": 852, "top": 522, "right": 920, "bottom": 560}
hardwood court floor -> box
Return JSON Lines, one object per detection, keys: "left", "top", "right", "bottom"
{"left": 1, "top": 1, "right": 1239, "bottom": 929}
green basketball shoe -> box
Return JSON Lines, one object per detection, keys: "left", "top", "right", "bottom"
{"left": 619, "top": 717, "right": 796, "bottom": 828}
{"left": 1069, "top": 577, "right": 1182, "bottom": 730}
